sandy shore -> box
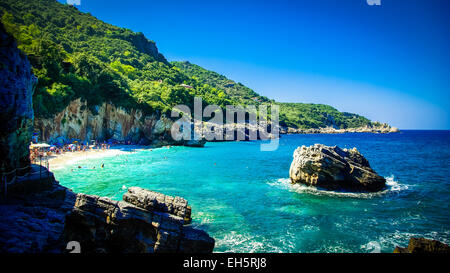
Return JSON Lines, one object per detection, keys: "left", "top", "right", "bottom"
{"left": 47, "top": 146, "right": 145, "bottom": 170}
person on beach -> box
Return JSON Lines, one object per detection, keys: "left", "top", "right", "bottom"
{"left": 101, "top": 163, "right": 104, "bottom": 168}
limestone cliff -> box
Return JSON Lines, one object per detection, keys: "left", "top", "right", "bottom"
{"left": 34, "top": 98, "right": 208, "bottom": 147}
{"left": 35, "top": 98, "right": 164, "bottom": 145}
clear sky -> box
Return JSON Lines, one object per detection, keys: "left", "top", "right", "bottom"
{"left": 62, "top": 0, "right": 449, "bottom": 129}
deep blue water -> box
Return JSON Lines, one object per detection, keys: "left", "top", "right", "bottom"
{"left": 52, "top": 130, "right": 450, "bottom": 252}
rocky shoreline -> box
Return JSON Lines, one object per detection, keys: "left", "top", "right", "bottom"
{"left": 394, "top": 237, "right": 450, "bottom": 253}
{"left": 0, "top": 166, "right": 214, "bottom": 253}
{"left": 280, "top": 124, "right": 399, "bottom": 135}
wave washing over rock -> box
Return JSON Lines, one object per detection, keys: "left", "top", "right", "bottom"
{"left": 269, "top": 175, "right": 407, "bottom": 199}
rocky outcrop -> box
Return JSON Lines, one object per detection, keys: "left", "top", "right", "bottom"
{"left": 281, "top": 123, "right": 399, "bottom": 135}
{"left": 289, "top": 144, "right": 386, "bottom": 192}
{"left": 0, "top": 168, "right": 214, "bottom": 253}
{"left": 394, "top": 237, "right": 450, "bottom": 253}
{"left": 198, "top": 121, "right": 278, "bottom": 142}
{"left": 0, "top": 23, "right": 37, "bottom": 174}
{"left": 123, "top": 187, "right": 192, "bottom": 223}
{"left": 65, "top": 186, "right": 214, "bottom": 253}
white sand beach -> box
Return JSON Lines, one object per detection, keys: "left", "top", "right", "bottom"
{"left": 47, "top": 146, "right": 145, "bottom": 170}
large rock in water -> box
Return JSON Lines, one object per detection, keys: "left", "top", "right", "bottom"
{"left": 289, "top": 144, "right": 386, "bottom": 192}
{"left": 394, "top": 237, "right": 450, "bottom": 253}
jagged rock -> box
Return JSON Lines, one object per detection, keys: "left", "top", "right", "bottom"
{"left": 394, "top": 237, "right": 450, "bottom": 253}
{"left": 0, "top": 22, "right": 37, "bottom": 174}
{"left": 1, "top": 169, "right": 214, "bottom": 253}
{"left": 65, "top": 186, "right": 213, "bottom": 253}
{"left": 123, "top": 187, "right": 192, "bottom": 223}
{"left": 289, "top": 144, "right": 386, "bottom": 192}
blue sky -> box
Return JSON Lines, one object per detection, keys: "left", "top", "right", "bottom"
{"left": 63, "top": 0, "right": 449, "bottom": 129}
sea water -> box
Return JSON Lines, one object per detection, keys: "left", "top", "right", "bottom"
{"left": 52, "top": 130, "right": 450, "bottom": 253}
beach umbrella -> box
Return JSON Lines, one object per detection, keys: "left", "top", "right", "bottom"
{"left": 30, "top": 143, "right": 51, "bottom": 148}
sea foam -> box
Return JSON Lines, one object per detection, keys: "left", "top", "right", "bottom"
{"left": 268, "top": 175, "right": 408, "bottom": 199}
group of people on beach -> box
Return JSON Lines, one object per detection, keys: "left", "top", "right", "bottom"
{"left": 29, "top": 142, "right": 112, "bottom": 163}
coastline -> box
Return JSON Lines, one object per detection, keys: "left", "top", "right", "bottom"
{"left": 47, "top": 145, "right": 146, "bottom": 170}
{"left": 45, "top": 126, "right": 400, "bottom": 170}
{"left": 280, "top": 125, "right": 400, "bottom": 134}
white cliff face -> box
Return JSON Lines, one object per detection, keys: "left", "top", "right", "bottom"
{"left": 35, "top": 98, "right": 174, "bottom": 144}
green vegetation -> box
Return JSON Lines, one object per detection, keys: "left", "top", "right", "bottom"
{"left": 0, "top": 0, "right": 374, "bottom": 129}
{"left": 173, "top": 61, "right": 372, "bottom": 129}
{"left": 172, "top": 61, "right": 271, "bottom": 106}
{"left": 276, "top": 103, "right": 371, "bottom": 129}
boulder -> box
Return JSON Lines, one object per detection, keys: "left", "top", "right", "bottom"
{"left": 64, "top": 187, "right": 213, "bottom": 253}
{"left": 394, "top": 237, "right": 450, "bottom": 253}
{"left": 289, "top": 144, "right": 386, "bottom": 192}
{"left": 123, "top": 187, "right": 192, "bottom": 223}
{"left": 183, "top": 139, "right": 206, "bottom": 147}
{"left": 1, "top": 171, "right": 215, "bottom": 253}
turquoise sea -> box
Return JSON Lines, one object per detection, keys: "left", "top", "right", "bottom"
{"left": 52, "top": 130, "right": 450, "bottom": 253}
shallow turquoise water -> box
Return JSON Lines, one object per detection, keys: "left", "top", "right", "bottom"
{"left": 52, "top": 131, "right": 450, "bottom": 253}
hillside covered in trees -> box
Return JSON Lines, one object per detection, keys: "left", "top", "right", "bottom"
{"left": 1, "top": 0, "right": 376, "bottom": 130}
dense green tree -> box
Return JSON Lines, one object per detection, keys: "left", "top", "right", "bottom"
{"left": 0, "top": 0, "right": 375, "bottom": 129}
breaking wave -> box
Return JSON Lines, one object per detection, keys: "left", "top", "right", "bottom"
{"left": 267, "top": 175, "right": 408, "bottom": 199}
{"left": 214, "top": 231, "right": 285, "bottom": 253}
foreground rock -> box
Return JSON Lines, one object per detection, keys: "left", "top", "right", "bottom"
{"left": 0, "top": 22, "right": 37, "bottom": 174}
{"left": 289, "top": 144, "right": 386, "bottom": 192}
{"left": 394, "top": 237, "right": 450, "bottom": 253}
{"left": 0, "top": 170, "right": 214, "bottom": 253}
